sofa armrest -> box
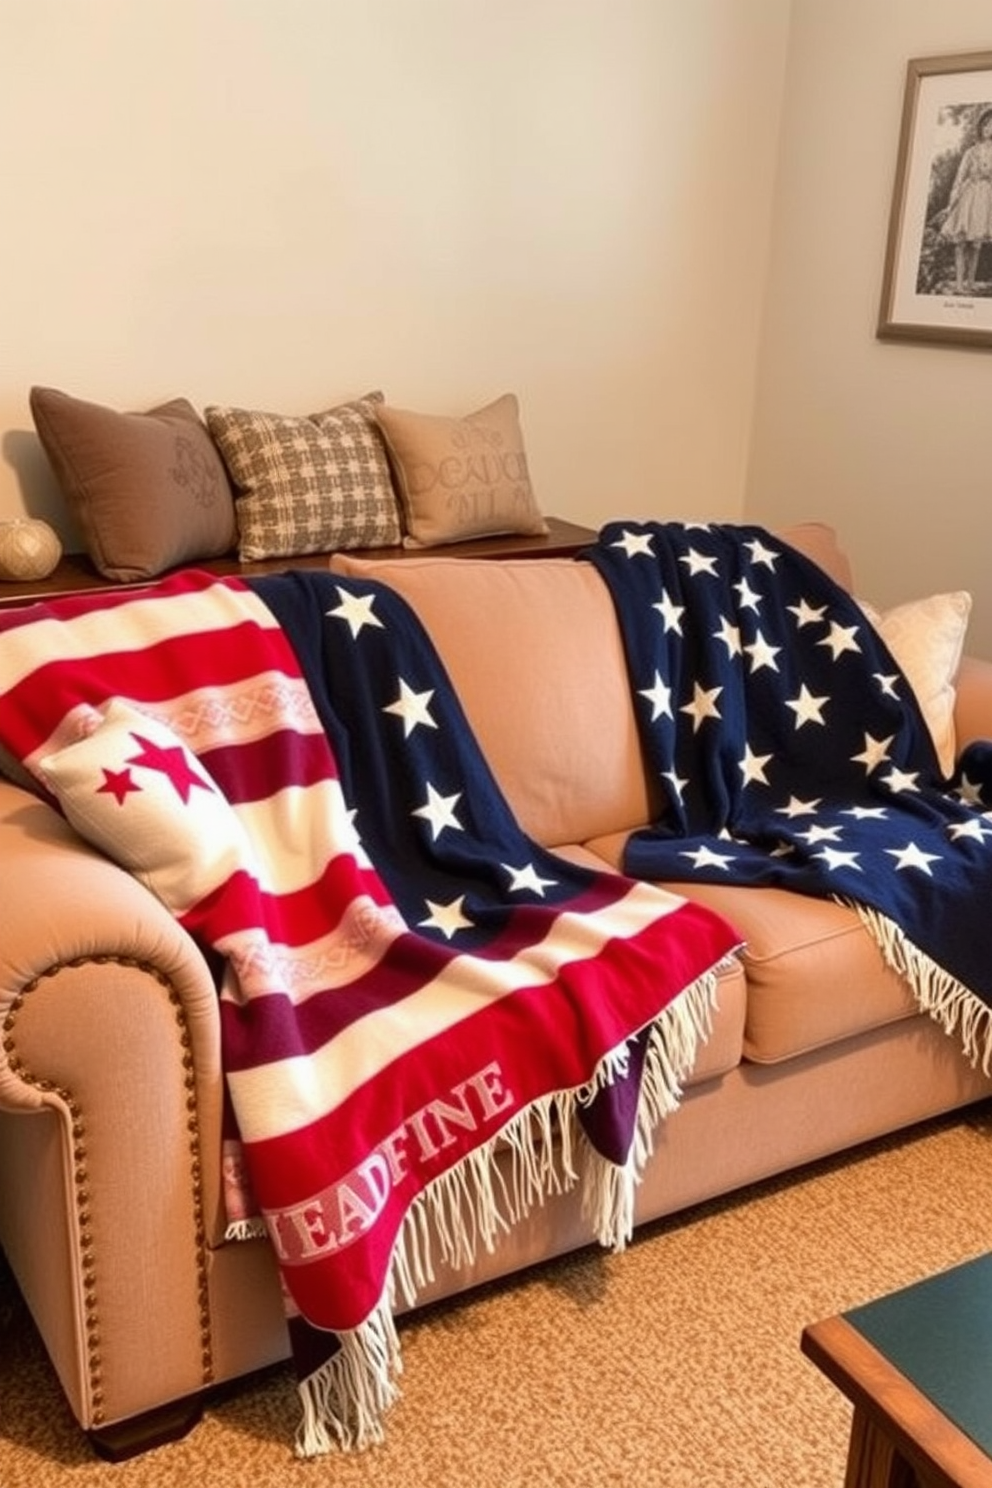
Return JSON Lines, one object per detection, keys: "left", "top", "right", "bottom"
{"left": 0, "top": 777, "right": 220, "bottom": 1110}
{"left": 0, "top": 776, "right": 232, "bottom": 1428}
{"left": 954, "top": 654, "right": 992, "bottom": 753}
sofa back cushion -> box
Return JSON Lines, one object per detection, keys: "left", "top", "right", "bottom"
{"left": 778, "top": 520, "right": 852, "bottom": 590}
{"left": 332, "top": 522, "right": 853, "bottom": 849}
{"left": 332, "top": 552, "right": 657, "bottom": 847}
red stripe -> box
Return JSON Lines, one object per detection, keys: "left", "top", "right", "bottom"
{"left": 218, "top": 875, "right": 672, "bottom": 1069}
{"left": 202, "top": 729, "right": 338, "bottom": 803}
{"left": 250, "top": 897, "right": 732, "bottom": 1173}
{"left": 179, "top": 852, "right": 394, "bottom": 950}
{"left": 4, "top": 622, "right": 305, "bottom": 759}
{"left": 244, "top": 900, "right": 736, "bottom": 1329}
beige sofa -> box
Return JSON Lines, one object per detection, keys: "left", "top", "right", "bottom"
{"left": 1, "top": 521, "right": 990, "bottom": 1458}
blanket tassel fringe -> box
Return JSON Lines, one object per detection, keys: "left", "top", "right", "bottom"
{"left": 849, "top": 900, "right": 992, "bottom": 1074}
{"left": 294, "top": 966, "right": 721, "bottom": 1456}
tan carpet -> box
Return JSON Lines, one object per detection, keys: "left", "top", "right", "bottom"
{"left": 2, "top": 1106, "right": 992, "bottom": 1486}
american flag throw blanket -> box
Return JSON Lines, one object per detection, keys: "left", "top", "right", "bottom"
{"left": 0, "top": 567, "right": 739, "bottom": 1455}
{"left": 583, "top": 520, "right": 992, "bottom": 1065}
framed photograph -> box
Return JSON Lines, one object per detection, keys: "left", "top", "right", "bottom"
{"left": 878, "top": 50, "right": 992, "bottom": 346}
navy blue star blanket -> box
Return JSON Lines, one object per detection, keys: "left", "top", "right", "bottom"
{"left": 582, "top": 520, "right": 992, "bottom": 1067}
{"left": 0, "top": 566, "right": 738, "bottom": 1455}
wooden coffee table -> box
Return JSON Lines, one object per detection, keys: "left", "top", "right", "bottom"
{"left": 802, "top": 1253, "right": 992, "bottom": 1487}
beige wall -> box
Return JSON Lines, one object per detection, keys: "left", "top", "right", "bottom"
{"left": 747, "top": 0, "right": 992, "bottom": 654}
{"left": 0, "top": 0, "right": 789, "bottom": 553}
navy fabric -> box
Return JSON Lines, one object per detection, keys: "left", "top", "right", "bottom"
{"left": 248, "top": 569, "right": 622, "bottom": 942}
{"left": 582, "top": 520, "right": 992, "bottom": 1009}
{"left": 247, "top": 568, "right": 680, "bottom": 1166}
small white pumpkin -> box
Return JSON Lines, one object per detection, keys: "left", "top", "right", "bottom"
{"left": 0, "top": 518, "right": 63, "bottom": 581}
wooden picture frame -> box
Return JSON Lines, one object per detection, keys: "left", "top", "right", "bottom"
{"left": 878, "top": 50, "right": 992, "bottom": 346}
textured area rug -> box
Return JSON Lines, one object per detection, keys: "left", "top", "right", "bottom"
{"left": 1, "top": 1105, "right": 991, "bottom": 1487}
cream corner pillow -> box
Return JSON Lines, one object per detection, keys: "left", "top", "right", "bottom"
{"left": 36, "top": 697, "right": 248, "bottom": 912}
{"left": 859, "top": 590, "right": 971, "bottom": 776}
{"left": 374, "top": 393, "right": 549, "bottom": 548}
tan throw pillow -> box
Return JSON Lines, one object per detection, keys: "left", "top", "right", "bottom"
{"left": 205, "top": 393, "right": 402, "bottom": 561}
{"left": 374, "top": 393, "right": 549, "bottom": 548}
{"left": 859, "top": 590, "right": 972, "bottom": 776}
{"left": 30, "top": 386, "right": 238, "bottom": 581}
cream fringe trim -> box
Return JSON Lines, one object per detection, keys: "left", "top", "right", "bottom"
{"left": 848, "top": 899, "right": 992, "bottom": 1074}
{"left": 294, "top": 965, "right": 722, "bottom": 1457}
{"left": 224, "top": 1216, "right": 268, "bottom": 1242}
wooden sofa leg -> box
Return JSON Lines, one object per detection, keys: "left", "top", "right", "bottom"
{"left": 87, "top": 1393, "right": 204, "bottom": 1462}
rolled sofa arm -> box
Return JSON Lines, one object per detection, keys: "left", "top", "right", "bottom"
{"left": 0, "top": 775, "right": 231, "bottom": 1434}
{"left": 954, "top": 654, "right": 992, "bottom": 753}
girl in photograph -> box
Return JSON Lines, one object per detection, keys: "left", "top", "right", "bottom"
{"left": 940, "top": 104, "right": 992, "bottom": 294}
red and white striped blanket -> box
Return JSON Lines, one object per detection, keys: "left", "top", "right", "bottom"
{"left": 0, "top": 567, "right": 740, "bottom": 1454}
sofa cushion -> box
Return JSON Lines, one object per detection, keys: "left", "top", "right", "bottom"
{"left": 330, "top": 554, "right": 659, "bottom": 848}
{"left": 778, "top": 520, "right": 853, "bottom": 590}
{"left": 581, "top": 830, "right": 918, "bottom": 1063}
{"left": 374, "top": 393, "right": 549, "bottom": 548}
{"left": 205, "top": 393, "right": 402, "bottom": 560}
{"left": 331, "top": 522, "right": 853, "bottom": 850}
{"left": 30, "top": 385, "right": 238, "bottom": 581}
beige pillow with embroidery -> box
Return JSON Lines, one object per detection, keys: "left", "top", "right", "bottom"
{"left": 374, "top": 393, "right": 548, "bottom": 548}
{"left": 859, "top": 590, "right": 971, "bottom": 776}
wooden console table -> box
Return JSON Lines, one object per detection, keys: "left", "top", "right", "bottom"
{"left": 0, "top": 516, "right": 598, "bottom": 608}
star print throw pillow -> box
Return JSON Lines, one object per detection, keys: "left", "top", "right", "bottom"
{"left": 36, "top": 697, "right": 248, "bottom": 912}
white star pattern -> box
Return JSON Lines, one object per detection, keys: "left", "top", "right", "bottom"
{"left": 788, "top": 598, "right": 827, "bottom": 627}
{"left": 503, "top": 862, "right": 558, "bottom": 896}
{"left": 785, "top": 685, "right": 829, "bottom": 729}
{"left": 744, "top": 537, "right": 779, "bottom": 569}
{"left": 776, "top": 795, "right": 822, "bottom": 818}
{"left": 680, "top": 844, "right": 735, "bottom": 870}
{"left": 663, "top": 767, "right": 689, "bottom": 802}
{"left": 419, "top": 897, "right": 473, "bottom": 938}
{"left": 412, "top": 783, "right": 464, "bottom": 840}
{"left": 883, "top": 767, "right": 920, "bottom": 794}
{"left": 851, "top": 733, "right": 894, "bottom": 773}
{"left": 948, "top": 818, "right": 992, "bottom": 843}
{"left": 744, "top": 630, "right": 781, "bottom": 674}
{"left": 681, "top": 682, "right": 723, "bottom": 731}
{"left": 382, "top": 679, "right": 437, "bottom": 737}
{"left": 740, "top": 745, "right": 773, "bottom": 785}
{"left": 734, "top": 577, "right": 762, "bottom": 611}
{"left": 886, "top": 842, "right": 942, "bottom": 875}
{"left": 680, "top": 547, "right": 719, "bottom": 578}
{"left": 639, "top": 671, "right": 674, "bottom": 721}
{"left": 713, "top": 615, "right": 742, "bottom": 658}
{"left": 818, "top": 621, "right": 862, "bottom": 660}
{"left": 654, "top": 591, "right": 685, "bottom": 633}
{"left": 816, "top": 847, "right": 862, "bottom": 871}
{"left": 957, "top": 774, "right": 986, "bottom": 807}
{"left": 580, "top": 521, "right": 992, "bottom": 1018}
{"left": 797, "top": 823, "right": 843, "bottom": 845}
{"left": 612, "top": 529, "right": 655, "bottom": 558}
{"left": 328, "top": 588, "right": 384, "bottom": 638}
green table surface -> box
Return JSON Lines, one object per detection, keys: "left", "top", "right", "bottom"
{"left": 845, "top": 1251, "right": 992, "bottom": 1460}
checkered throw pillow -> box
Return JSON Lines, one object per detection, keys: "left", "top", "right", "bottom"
{"left": 206, "top": 393, "right": 403, "bottom": 560}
